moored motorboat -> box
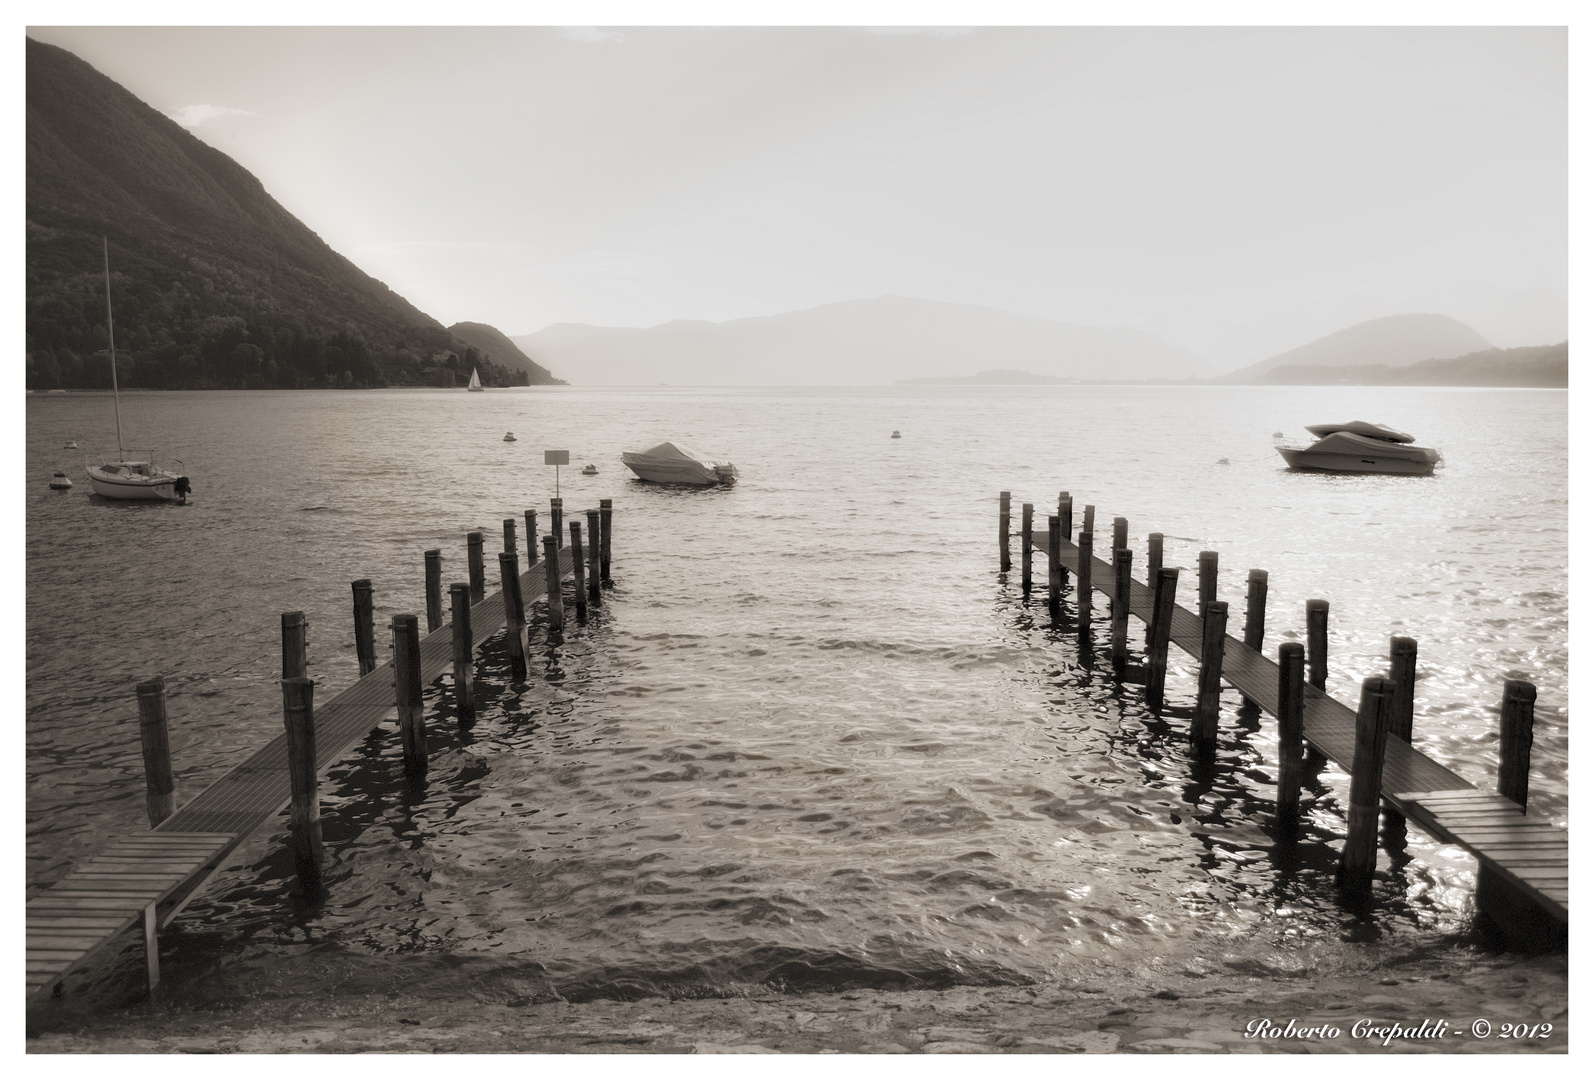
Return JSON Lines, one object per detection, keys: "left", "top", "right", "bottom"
{"left": 621, "top": 441, "right": 737, "bottom": 485}
{"left": 1276, "top": 421, "right": 1441, "bottom": 476}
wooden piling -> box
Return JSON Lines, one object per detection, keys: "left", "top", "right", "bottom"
{"left": 585, "top": 508, "right": 603, "bottom": 606}
{"left": 569, "top": 522, "right": 588, "bottom": 622}
{"left": 467, "top": 532, "right": 485, "bottom": 603}
{"left": 1047, "top": 515, "right": 1062, "bottom": 609}
{"left": 1306, "top": 599, "right": 1329, "bottom": 690}
{"left": 1058, "top": 494, "right": 1072, "bottom": 587}
{"left": 550, "top": 498, "right": 563, "bottom": 550}
{"left": 1338, "top": 677, "right": 1395, "bottom": 892}
{"left": 1498, "top": 680, "right": 1537, "bottom": 809}
{"left": 1193, "top": 600, "right": 1229, "bottom": 745}
{"left": 424, "top": 550, "right": 443, "bottom": 634}
{"left": 1147, "top": 533, "right": 1163, "bottom": 580}
{"left": 542, "top": 534, "right": 564, "bottom": 635}
{"left": 1145, "top": 567, "right": 1179, "bottom": 713}
{"left": 449, "top": 583, "right": 474, "bottom": 722}
{"left": 1275, "top": 642, "right": 1305, "bottom": 837}
{"left": 999, "top": 491, "right": 1011, "bottom": 572}
{"left": 281, "top": 610, "right": 307, "bottom": 680}
{"left": 503, "top": 517, "right": 517, "bottom": 554}
{"left": 351, "top": 579, "right": 376, "bottom": 677}
{"left": 1075, "top": 530, "right": 1093, "bottom": 624}
{"left": 135, "top": 677, "right": 176, "bottom": 827}
{"left": 523, "top": 510, "right": 539, "bottom": 568}
{"left": 1243, "top": 569, "right": 1268, "bottom": 652}
{"left": 497, "top": 551, "right": 529, "bottom": 679}
{"left": 391, "top": 614, "right": 426, "bottom": 777}
{"left": 1020, "top": 503, "right": 1034, "bottom": 594}
{"left": 1112, "top": 516, "right": 1127, "bottom": 553}
{"left": 280, "top": 677, "right": 323, "bottom": 894}
{"left": 1389, "top": 637, "right": 1418, "bottom": 742}
{"left": 1197, "top": 551, "right": 1217, "bottom": 623}
{"left": 1081, "top": 504, "right": 1095, "bottom": 537}
{"left": 600, "top": 499, "right": 613, "bottom": 582}
{"left": 1110, "top": 547, "right": 1132, "bottom": 675}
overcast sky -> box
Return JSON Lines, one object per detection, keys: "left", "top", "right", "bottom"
{"left": 26, "top": 23, "right": 1568, "bottom": 363}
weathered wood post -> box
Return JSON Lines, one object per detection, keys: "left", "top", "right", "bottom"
{"left": 1081, "top": 504, "right": 1095, "bottom": 538}
{"left": 1145, "top": 534, "right": 1164, "bottom": 642}
{"left": 1145, "top": 568, "right": 1179, "bottom": 713}
{"left": 1498, "top": 680, "right": 1537, "bottom": 809}
{"left": 391, "top": 614, "right": 426, "bottom": 778}
{"left": 1388, "top": 637, "right": 1417, "bottom": 742}
{"left": 999, "top": 491, "right": 1011, "bottom": 572}
{"left": 503, "top": 516, "right": 517, "bottom": 554}
{"left": 281, "top": 610, "right": 307, "bottom": 679}
{"left": 600, "top": 499, "right": 613, "bottom": 582}
{"left": 467, "top": 532, "right": 486, "bottom": 603}
{"left": 1058, "top": 493, "right": 1072, "bottom": 588}
{"left": 1193, "top": 600, "right": 1229, "bottom": 746}
{"left": 136, "top": 677, "right": 176, "bottom": 827}
{"left": 1020, "top": 503, "right": 1034, "bottom": 594}
{"left": 523, "top": 510, "right": 539, "bottom": 568}
{"left": 1338, "top": 677, "right": 1395, "bottom": 892}
{"left": 424, "top": 550, "right": 443, "bottom": 634}
{"left": 1275, "top": 642, "right": 1306, "bottom": 837}
{"left": 1111, "top": 516, "right": 1127, "bottom": 554}
{"left": 1197, "top": 551, "right": 1217, "bottom": 624}
{"left": 550, "top": 498, "right": 564, "bottom": 551}
{"left": 1243, "top": 570, "right": 1268, "bottom": 651}
{"left": 352, "top": 579, "right": 375, "bottom": 676}
{"left": 1110, "top": 547, "right": 1132, "bottom": 675}
{"left": 280, "top": 676, "right": 323, "bottom": 894}
{"left": 1306, "top": 599, "right": 1329, "bottom": 689}
{"left": 498, "top": 551, "right": 529, "bottom": 679}
{"left": 1075, "top": 530, "right": 1093, "bottom": 624}
{"left": 542, "top": 534, "right": 564, "bottom": 635}
{"left": 1046, "top": 515, "right": 1062, "bottom": 610}
{"left": 449, "top": 583, "right": 474, "bottom": 722}
{"left": 569, "top": 522, "right": 589, "bottom": 623}
{"left": 584, "top": 509, "right": 603, "bottom": 606}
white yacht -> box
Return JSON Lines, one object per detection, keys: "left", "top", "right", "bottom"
{"left": 621, "top": 441, "right": 738, "bottom": 485}
{"left": 1276, "top": 421, "right": 1441, "bottom": 476}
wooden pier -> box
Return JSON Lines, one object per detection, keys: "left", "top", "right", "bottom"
{"left": 1011, "top": 496, "right": 1566, "bottom": 943}
{"left": 27, "top": 510, "right": 610, "bottom": 1005}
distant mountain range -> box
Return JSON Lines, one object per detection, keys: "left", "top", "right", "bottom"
{"left": 25, "top": 38, "right": 556, "bottom": 391}
{"left": 1211, "top": 314, "right": 1493, "bottom": 383}
{"left": 446, "top": 322, "right": 563, "bottom": 385}
{"left": 512, "top": 296, "right": 1215, "bottom": 385}
{"left": 1259, "top": 341, "right": 1567, "bottom": 387}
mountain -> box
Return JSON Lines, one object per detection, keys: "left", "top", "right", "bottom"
{"left": 1212, "top": 314, "right": 1492, "bottom": 384}
{"left": 446, "top": 322, "right": 564, "bottom": 385}
{"left": 1259, "top": 342, "right": 1567, "bottom": 387}
{"left": 512, "top": 296, "right": 1214, "bottom": 385}
{"left": 25, "top": 38, "right": 545, "bottom": 390}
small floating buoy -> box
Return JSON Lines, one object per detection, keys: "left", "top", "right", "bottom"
{"left": 1217, "top": 458, "right": 1230, "bottom": 465}
{"left": 49, "top": 472, "right": 73, "bottom": 489}
{"left": 891, "top": 430, "right": 901, "bottom": 439}
{"left": 1271, "top": 432, "right": 1283, "bottom": 439}
{"left": 64, "top": 440, "right": 78, "bottom": 449}
{"left": 503, "top": 431, "right": 517, "bottom": 442}
{"left": 581, "top": 464, "right": 598, "bottom": 475}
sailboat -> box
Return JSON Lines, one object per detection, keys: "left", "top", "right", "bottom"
{"left": 467, "top": 367, "right": 484, "bottom": 392}
{"left": 85, "top": 238, "right": 189, "bottom": 503}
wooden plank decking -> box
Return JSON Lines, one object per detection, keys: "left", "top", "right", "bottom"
{"left": 1038, "top": 532, "right": 1567, "bottom": 923}
{"left": 27, "top": 543, "right": 580, "bottom": 1003}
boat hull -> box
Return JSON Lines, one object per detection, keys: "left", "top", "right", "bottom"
{"left": 621, "top": 458, "right": 722, "bottom": 485}
{"left": 87, "top": 466, "right": 180, "bottom": 500}
{"left": 1276, "top": 447, "right": 1437, "bottom": 476}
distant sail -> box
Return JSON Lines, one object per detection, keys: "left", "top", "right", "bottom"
{"left": 467, "top": 367, "right": 484, "bottom": 392}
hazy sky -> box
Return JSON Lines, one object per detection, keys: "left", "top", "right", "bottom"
{"left": 27, "top": 23, "right": 1568, "bottom": 363}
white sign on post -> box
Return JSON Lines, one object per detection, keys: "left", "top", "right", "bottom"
{"left": 545, "top": 449, "right": 570, "bottom": 497}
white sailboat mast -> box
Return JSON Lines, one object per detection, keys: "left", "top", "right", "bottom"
{"left": 103, "top": 237, "right": 125, "bottom": 461}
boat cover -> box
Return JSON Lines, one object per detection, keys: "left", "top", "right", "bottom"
{"left": 632, "top": 441, "right": 726, "bottom": 465}
{"left": 1303, "top": 421, "right": 1415, "bottom": 443}
{"left": 1302, "top": 430, "right": 1439, "bottom": 462}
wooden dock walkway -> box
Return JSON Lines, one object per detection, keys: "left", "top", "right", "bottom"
{"left": 1039, "top": 532, "right": 1568, "bottom": 924}
{"left": 27, "top": 543, "right": 580, "bottom": 1004}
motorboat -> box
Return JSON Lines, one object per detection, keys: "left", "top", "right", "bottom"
{"left": 49, "top": 472, "right": 73, "bottom": 490}
{"left": 86, "top": 238, "right": 191, "bottom": 503}
{"left": 581, "top": 464, "right": 598, "bottom": 475}
{"left": 467, "top": 367, "right": 484, "bottom": 392}
{"left": 503, "top": 431, "right": 517, "bottom": 442}
{"left": 620, "top": 441, "right": 738, "bottom": 485}
{"left": 1276, "top": 421, "right": 1441, "bottom": 476}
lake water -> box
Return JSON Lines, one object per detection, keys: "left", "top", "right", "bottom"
{"left": 25, "top": 385, "right": 1567, "bottom": 1006}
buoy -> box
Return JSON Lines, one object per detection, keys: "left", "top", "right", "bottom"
{"left": 64, "top": 440, "right": 78, "bottom": 449}
{"left": 49, "top": 472, "right": 73, "bottom": 489}
{"left": 891, "top": 430, "right": 901, "bottom": 439}
{"left": 582, "top": 464, "right": 598, "bottom": 475}
{"left": 503, "top": 431, "right": 517, "bottom": 442}
{"left": 1271, "top": 432, "right": 1283, "bottom": 439}
{"left": 1218, "top": 458, "right": 1230, "bottom": 465}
